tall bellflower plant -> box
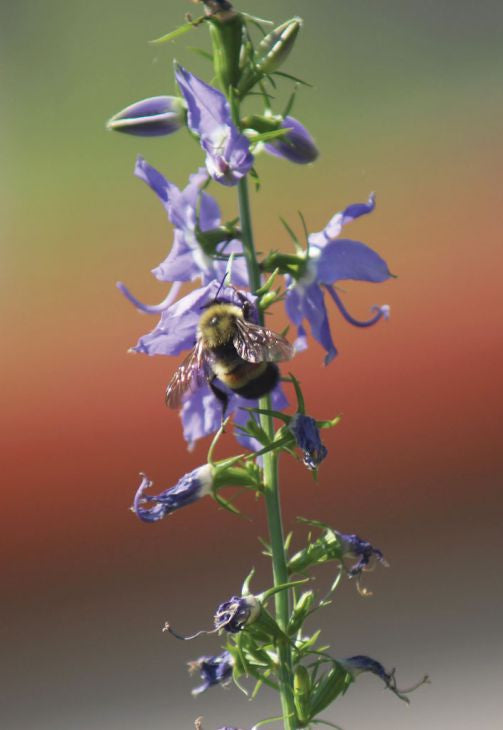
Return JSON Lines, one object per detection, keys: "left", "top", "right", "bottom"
{"left": 108, "top": 2, "right": 427, "bottom": 728}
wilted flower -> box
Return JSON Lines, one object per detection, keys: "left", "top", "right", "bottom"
{"left": 338, "top": 532, "right": 388, "bottom": 578}
{"left": 289, "top": 413, "right": 327, "bottom": 469}
{"left": 285, "top": 194, "right": 391, "bottom": 364}
{"left": 264, "top": 115, "right": 318, "bottom": 164}
{"left": 214, "top": 595, "right": 260, "bottom": 633}
{"left": 106, "top": 95, "right": 186, "bottom": 137}
{"left": 175, "top": 64, "right": 253, "bottom": 186}
{"left": 117, "top": 159, "right": 247, "bottom": 313}
{"left": 340, "top": 655, "right": 429, "bottom": 703}
{"left": 132, "top": 465, "right": 213, "bottom": 523}
{"left": 189, "top": 650, "right": 233, "bottom": 696}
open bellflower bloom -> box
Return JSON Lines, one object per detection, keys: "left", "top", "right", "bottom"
{"left": 120, "top": 158, "right": 247, "bottom": 300}
{"left": 175, "top": 64, "right": 254, "bottom": 186}
{"left": 131, "top": 281, "right": 287, "bottom": 448}
{"left": 189, "top": 650, "right": 233, "bottom": 696}
{"left": 285, "top": 194, "right": 391, "bottom": 364}
{"left": 341, "top": 656, "right": 429, "bottom": 703}
{"left": 106, "top": 95, "right": 185, "bottom": 137}
{"left": 264, "top": 116, "right": 318, "bottom": 165}
{"left": 289, "top": 413, "right": 327, "bottom": 470}
{"left": 132, "top": 465, "right": 213, "bottom": 523}
{"left": 214, "top": 595, "right": 260, "bottom": 633}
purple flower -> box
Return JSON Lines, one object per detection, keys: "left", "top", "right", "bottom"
{"left": 130, "top": 281, "right": 288, "bottom": 448}
{"left": 338, "top": 532, "right": 388, "bottom": 578}
{"left": 175, "top": 64, "right": 254, "bottom": 186}
{"left": 285, "top": 194, "right": 391, "bottom": 364}
{"left": 340, "top": 656, "right": 429, "bottom": 703}
{"left": 289, "top": 413, "right": 327, "bottom": 470}
{"left": 264, "top": 116, "right": 318, "bottom": 164}
{"left": 214, "top": 595, "right": 260, "bottom": 633}
{"left": 117, "top": 159, "right": 247, "bottom": 314}
{"left": 132, "top": 465, "right": 213, "bottom": 523}
{"left": 106, "top": 95, "right": 185, "bottom": 137}
{"left": 188, "top": 650, "right": 233, "bottom": 696}
{"left": 182, "top": 382, "right": 288, "bottom": 450}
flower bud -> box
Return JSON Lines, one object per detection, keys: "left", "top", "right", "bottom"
{"left": 256, "top": 17, "right": 303, "bottom": 75}
{"left": 289, "top": 413, "right": 328, "bottom": 470}
{"left": 264, "top": 116, "right": 319, "bottom": 165}
{"left": 106, "top": 96, "right": 185, "bottom": 137}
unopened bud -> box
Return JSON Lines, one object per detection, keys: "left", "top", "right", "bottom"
{"left": 106, "top": 96, "right": 185, "bottom": 137}
{"left": 256, "top": 17, "right": 302, "bottom": 75}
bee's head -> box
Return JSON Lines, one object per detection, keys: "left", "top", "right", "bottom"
{"left": 198, "top": 303, "right": 243, "bottom": 347}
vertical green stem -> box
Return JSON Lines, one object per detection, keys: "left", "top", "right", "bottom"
{"left": 236, "top": 174, "right": 297, "bottom": 730}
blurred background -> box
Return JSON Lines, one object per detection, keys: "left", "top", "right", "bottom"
{"left": 2, "top": 1, "right": 502, "bottom": 728}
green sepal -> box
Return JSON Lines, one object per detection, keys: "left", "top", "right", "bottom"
{"left": 247, "top": 127, "right": 293, "bottom": 145}
{"left": 150, "top": 17, "right": 206, "bottom": 45}
{"left": 255, "top": 267, "right": 280, "bottom": 296}
{"left": 309, "top": 664, "right": 353, "bottom": 717}
{"left": 288, "top": 523, "right": 345, "bottom": 576}
{"left": 241, "top": 567, "right": 256, "bottom": 595}
{"left": 272, "top": 70, "right": 313, "bottom": 87}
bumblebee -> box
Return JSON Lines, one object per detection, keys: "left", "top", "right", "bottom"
{"left": 165, "top": 293, "right": 294, "bottom": 414}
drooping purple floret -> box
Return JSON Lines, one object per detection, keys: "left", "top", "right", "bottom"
{"left": 214, "top": 595, "right": 259, "bottom": 633}
{"left": 338, "top": 532, "right": 387, "bottom": 577}
{"left": 285, "top": 194, "right": 391, "bottom": 364}
{"left": 289, "top": 413, "right": 327, "bottom": 470}
{"left": 264, "top": 115, "right": 318, "bottom": 164}
{"left": 132, "top": 465, "right": 213, "bottom": 523}
{"left": 189, "top": 650, "right": 233, "bottom": 696}
{"left": 340, "top": 655, "right": 429, "bottom": 703}
{"left": 175, "top": 64, "right": 254, "bottom": 186}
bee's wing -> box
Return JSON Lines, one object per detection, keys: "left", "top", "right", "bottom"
{"left": 233, "top": 318, "right": 295, "bottom": 364}
{"left": 165, "top": 341, "right": 207, "bottom": 409}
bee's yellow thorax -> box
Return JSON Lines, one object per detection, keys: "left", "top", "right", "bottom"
{"left": 198, "top": 303, "right": 243, "bottom": 348}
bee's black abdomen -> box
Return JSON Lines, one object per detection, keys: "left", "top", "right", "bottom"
{"left": 233, "top": 363, "right": 280, "bottom": 399}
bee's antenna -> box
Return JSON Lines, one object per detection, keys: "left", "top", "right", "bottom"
{"left": 214, "top": 270, "right": 229, "bottom": 300}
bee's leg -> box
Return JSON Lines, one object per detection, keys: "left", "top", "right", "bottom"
{"left": 208, "top": 377, "right": 229, "bottom": 422}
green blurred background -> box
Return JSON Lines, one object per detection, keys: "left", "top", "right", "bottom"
{"left": 2, "top": 1, "right": 502, "bottom": 728}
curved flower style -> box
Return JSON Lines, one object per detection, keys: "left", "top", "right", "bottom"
{"left": 132, "top": 465, "right": 213, "bottom": 523}
{"left": 214, "top": 595, "right": 260, "bottom": 633}
{"left": 285, "top": 194, "right": 391, "bottom": 364}
{"left": 131, "top": 280, "right": 288, "bottom": 448}
{"left": 118, "top": 158, "right": 247, "bottom": 314}
{"left": 189, "top": 650, "right": 233, "bottom": 696}
{"left": 288, "top": 413, "right": 327, "bottom": 470}
{"left": 264, "top": 115, "right": 318, "bottom": 164}
{"left": 175, "top": 64, "right": 254, "bottom": 186}
{"left": 106, "top": 95, "right": 186, "bottom": 137}
{"left": 338, "top": 532, "right": 388, "bottom": 578}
